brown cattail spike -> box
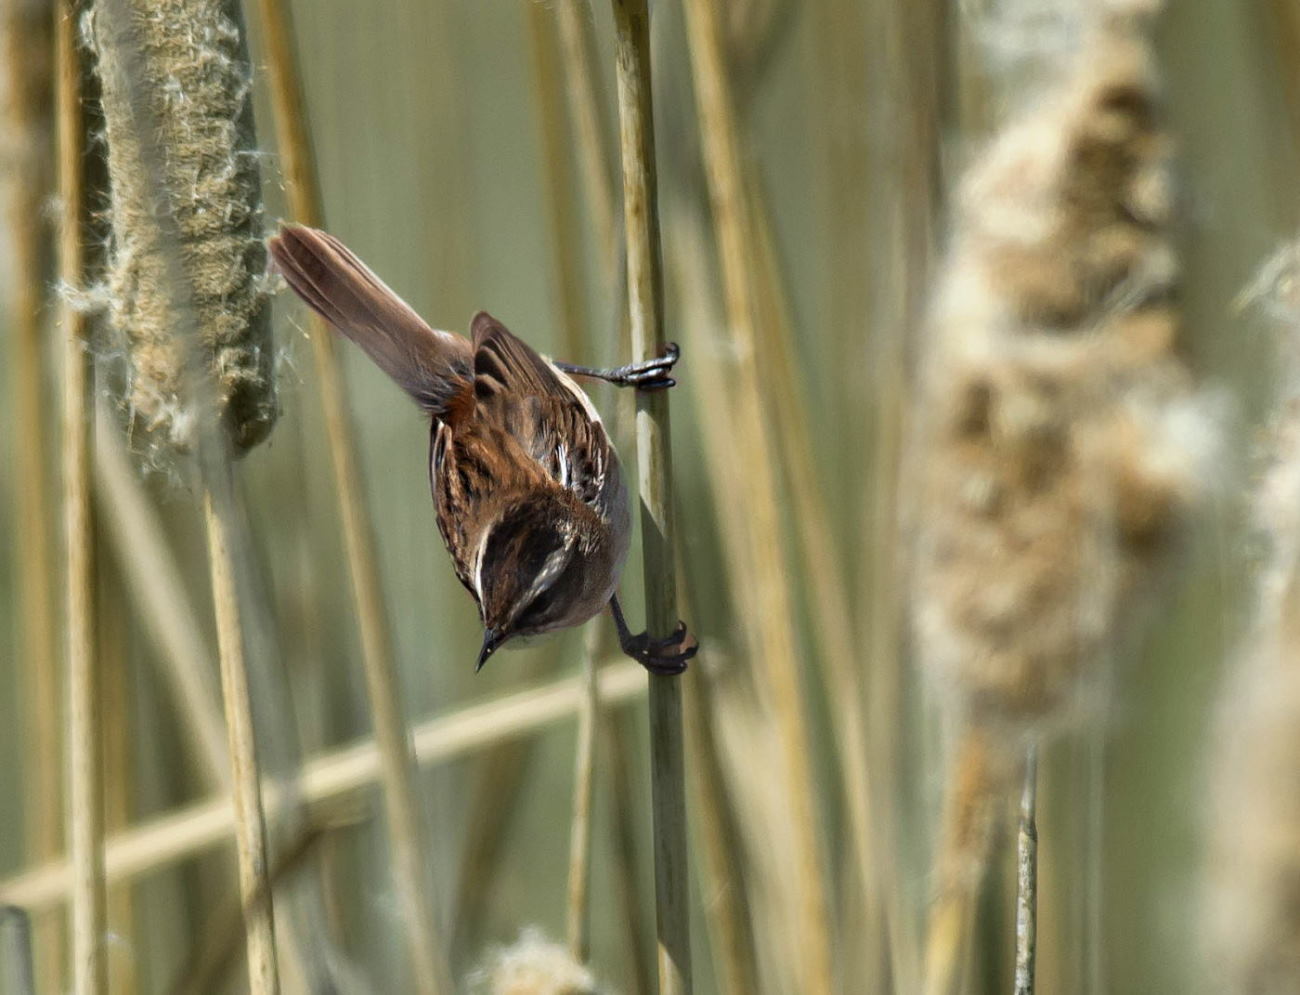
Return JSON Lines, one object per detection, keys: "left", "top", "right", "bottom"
{"left": 87, "top": 0, "right": 277, "bottom": 456}
{"left": 914, "top": 14, "right": 1209, "bottom": 733}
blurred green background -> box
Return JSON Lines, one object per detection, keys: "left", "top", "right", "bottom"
{"left": 3, "top": 0, "right": 1300, "bottom": 992}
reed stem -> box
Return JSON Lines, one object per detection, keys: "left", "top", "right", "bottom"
{"left": 202, "top": 481, "right": 280, "bottom": 995}
{"left": 555, "top": 0, "right": 618, "bottom": 268}
{"left": 2, "top": 663, "right": 645, "bottom": 912}
{"left": 525, "top": 3, "right": 604, "bottom": 961}
{"left": 56, "top": 3, "right": 102, "bottom": 990}
{"left": 94, "top": 409, "right": 229, "bottom": 787}
{"left": 679, "top": 0, "right": 833, "bottom": 988}
{"left": 604, "top": 712, "right": 655, "bottom": 995}
{"left": 3, "top": 0, "right": 62, "bottom": 985}
{"left": 250, "top": 2, "right": 449, "bottom": 990}
{"left": 608, "top": 1, "right": 692, "bottom": 990}
{"left": 0, "top": 906, "right": 35, "bottom": 995}
{"left": 1015, "top": 744, "right": 1039, "bottom": 995}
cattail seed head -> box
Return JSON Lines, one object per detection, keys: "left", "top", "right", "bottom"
{"left": 468, "top": 928, "right": 601, "bottom": 995}
{"left": 87, "top": 0, "right": 276, "bottom": 457}
{"left": 913, "top": 11, "right": 1210, "bottom": 734}
{"left": 1204, "top": 246, "right": 1300, "bottom": 993}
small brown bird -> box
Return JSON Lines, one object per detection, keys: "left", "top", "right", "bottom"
{"left": 268, "top": 224, "right": 697, "bottom": 674}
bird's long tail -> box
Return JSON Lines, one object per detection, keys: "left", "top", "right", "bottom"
{"left": 268, "top": 224, "right": 472, "bottom": 414}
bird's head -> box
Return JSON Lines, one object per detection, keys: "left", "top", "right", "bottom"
{"left": 473, "top": 494, "right": 606, "bottom": 671}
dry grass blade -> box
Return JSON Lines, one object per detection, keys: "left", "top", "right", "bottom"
{"left": 249, "top": 1, "right": 450, "bottom": 990}
{"left": 679, "top": 0, "right": 834, "bottom": 989}
{"left": 55, "top": 2, "right": 102, "bottom": 990}
{"left": 0, "top": 663, "right": 647, "bottom": 912}
{"left": 608, "top": 0, "right": 693, "bottom": 990}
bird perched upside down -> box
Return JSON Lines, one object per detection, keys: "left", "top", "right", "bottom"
{"left": 268, "top": 224, "right": 698, "bottom": 674}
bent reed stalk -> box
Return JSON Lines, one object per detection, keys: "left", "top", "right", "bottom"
{"left": 914, "top": 6, "right": 1208, "bottom": 991}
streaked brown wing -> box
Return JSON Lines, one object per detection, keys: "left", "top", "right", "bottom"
{"left": 468, "top": 312, "right": 616, "bottom": 514}
{"left": 270, "top": 225, "right": 473, "bottom": 413}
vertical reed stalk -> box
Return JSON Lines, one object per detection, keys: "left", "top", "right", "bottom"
{"left": 668, "top": 221, "right": 763, "bottom": 995}
{"left": 3, "top": 1, "right": 62, "bottom": 986}
{"left": 604, "top": 712, "right": 654, "bottom": 995}
{"left": 748, "top": 179, "right": 884, "bottom": 975}
{"left": 922, "top": 729, "right": 1004, "bottom": 995}
{"left": 250, "top": 2, "right": 449, "bottom": 990}
{"left": 94, "top": 408, "right": 229, "bottom": 787}
{"left": 566, "top": 643, "right": 599, "bottom": 961}
{"left": 99, "top": 577, "right": 136, "bottom": 995}
{"left": 202, "top": 480, "right": 280, "bottom": 995}
{"left": 525, "top": 1, "right": 603, "bottom": 961}
{"left": 555, "top": 0, "right": 617, "bottom": 268}
{"left": 1015, "top": 745, "right": 1039, "bottom": 995}
{"left": 682, "top": 665, "right": 759, "bottom": 995}
{"left": 679, "top": 0, "right": 833, "bottom": 989}
{"left": 0, "top": 906, "right": 35, "bottom": 995}
{"left": 56, "top": 3, "right": 102, "bottom": 990}
{"left": 609, "top": 1, "right": 691, "bottom": 990}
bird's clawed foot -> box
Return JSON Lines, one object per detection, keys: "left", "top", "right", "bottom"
{"left": 609, "top": 595, "right": 699, "bottom": 675}
{"left": 620, "top": 621, "right": 699, "bottom": 675}
{"left": 555, "top": 342, "right": 682, "bottom": 391}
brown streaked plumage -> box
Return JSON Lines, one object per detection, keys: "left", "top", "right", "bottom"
{"left": 268, "top": 224, "right": 695, "bottom": 673}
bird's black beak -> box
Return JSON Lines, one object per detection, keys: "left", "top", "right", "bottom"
{"left": 476, "top": 628, "right": 504, "bottom": 673}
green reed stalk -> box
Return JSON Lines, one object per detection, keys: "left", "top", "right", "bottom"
{"left": 608, "top": 1, "right": 692, "bottom": 990}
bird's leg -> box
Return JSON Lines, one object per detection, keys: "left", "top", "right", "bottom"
{"left": 553, "top": 342, "right": 682, "bottom": 390}
{"left": 609, "top": 594, "right": 698, "bottom": 675}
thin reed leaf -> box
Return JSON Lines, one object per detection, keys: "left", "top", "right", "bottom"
{"left": 679, "top": 0, "right": 834, "bottom": 988}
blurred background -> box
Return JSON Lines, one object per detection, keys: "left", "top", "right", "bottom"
{"left": 2, "top": 0, "right": 1299, "bottom": 992}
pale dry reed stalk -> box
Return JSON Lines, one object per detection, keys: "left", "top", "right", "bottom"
{"left": 98, "top": 580, "right": 136, "bottom": 995}
{"left": 55, "top": 1, "right": 102, "bottom": 990}
{"left": 913, "top": 5, "right": 1207, "bottom": 991}
{"left": 94, "top": 407, "right": 230, "bottom": 786}
{"left": 608, "top": 2, "right": 692, "bottom": 988}
{"left": 602, "top": 712, "right": 654, "bottom": 995}
{"left": 679, "top": 0, "right": 834, "bottom": 990}
{"left": 668, "top": 217, "right": 763, "bottom": 995}
{"left": 524, "top": 4, "right": 602, "bottom": 962}
{"left": 248, "top": 0, "right": 449, "bottom": 989}
{"left": 1203, "top": 243, "right": 1300, "bottom": 994}
{"left": 87, "top": 1, "right": 285, "bottom": 987}
{"left": 1, "top": 1, "right": 62, "bottom": 987}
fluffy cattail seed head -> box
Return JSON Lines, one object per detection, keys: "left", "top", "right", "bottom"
{"left": 913, "top": 11, "right": 1210, "bottom": 735}
{"left": 87, "top": 0, "right": 277, "bottom": 457}
{"left": 468, "top": 928, "right": 600, "bottom": 995}
{"left": 1204, "top": 246, "right": 1300, "bottom": 994}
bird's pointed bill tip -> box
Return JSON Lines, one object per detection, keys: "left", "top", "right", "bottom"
{"left": 476, "top": 628, "right": 501, "bottom": 673}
